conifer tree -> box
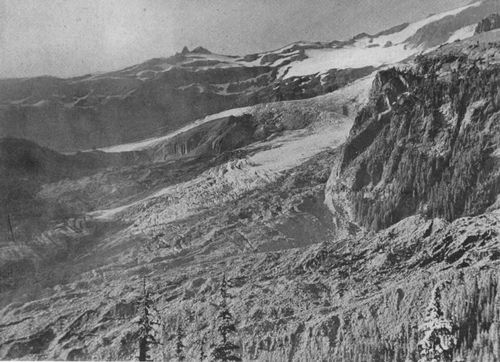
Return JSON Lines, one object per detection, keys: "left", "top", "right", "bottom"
{"left": 210, "top": 275, "right": 242, "bottom": 361}
{"left": 199, "top": 333, "right": 208, "bottom": 361}
{"left": 418, "top": 283, "right": 456, "bottom": 362}
{"left": 175, "top": 316, "right": 186, "bottom": 361}
{"left": 137, "top": 277, "right": 160, "bottom": 361}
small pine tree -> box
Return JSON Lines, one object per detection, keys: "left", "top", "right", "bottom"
{"left": 210, "top": 275, "right": 242, "bottom": 361}
{"left": 199, "top": 333, "right": 208, "bottom": 361}
{"left": 175, "top": 317, "right": 186, "bottom": 361}
{"left": 418, "top": 283, "right": 456, "bottom": 362}
{"left": 137, "top": 277, "right": 160, "bottom": 361}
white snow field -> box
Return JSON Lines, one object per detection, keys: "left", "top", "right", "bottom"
{"left": 283, "top": 45, "right": 417, "bottom": 79}
{"left": 447, "top": 25, "right": 477, "bottom": 43}
{"left": 283, "top": 1, "right": 481, "bottom": 79}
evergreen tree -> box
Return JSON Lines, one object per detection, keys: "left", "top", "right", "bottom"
{"left": 418, "top": 283, "right": 456, "bottom": 362}
{"left": 210, "top": 275, "right": 242, "bottom": 361}
{"left": 199, "top": 333, "right": 208, "bottom": 361}
{"left": 175, "top": 316, "right": 186, "bottom": 361}
{"left": 137, "top": 277, "right": 160, "bottom": 361}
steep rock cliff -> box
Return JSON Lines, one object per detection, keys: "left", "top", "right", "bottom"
{"left": 475, "top": 13, "right": 500, "bottom": 34}
{"left": 327, "top": 38, "right": 500, "bottom": 232}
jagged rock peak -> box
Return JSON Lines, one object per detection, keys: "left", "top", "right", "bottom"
{"left": 475, "top": 13, "right": 500, "bottom": 34}
{"left": 191, "top": 46, "right": 212, "bottom": 54}
{"left": 180, "top": 46, "right": 211, "bottom": 55}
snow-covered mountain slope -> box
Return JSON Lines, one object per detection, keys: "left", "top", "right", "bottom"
{"left": 2, "top": 0, "right": 498, "bottom": 153}
{"left": 282, "top": 0, "right": 500, "bottom": 79}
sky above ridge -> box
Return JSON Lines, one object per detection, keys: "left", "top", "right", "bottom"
{"left": 0, "top": 0, "right": 471, "bottom": 78}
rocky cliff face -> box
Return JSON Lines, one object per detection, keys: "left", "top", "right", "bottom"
{"left": 475, "top": 13, "right": 500, "bottom": 34}
{"left": 326, "top": 38, "right": 500, "bottom": 233}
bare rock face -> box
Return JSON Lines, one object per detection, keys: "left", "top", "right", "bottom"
{"left": 326, "top": 39, "right": 500, "bottom": 232}
{"left": 475, "top": 13, "right": 500, "bottom": 34}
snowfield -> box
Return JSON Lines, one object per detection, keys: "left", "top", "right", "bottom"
{"left": 283, "top": 1, "right": 482, "bottom": 79}
{"left": 447, "top": 24, "right": 477, "bottom": 43}
{"left": 370, "top": 1, "right": 481, "bottom": 45}
{"left": 283, "top": 44, "right": 418, "bottom": 79}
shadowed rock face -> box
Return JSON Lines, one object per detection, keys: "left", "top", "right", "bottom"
{"left": 475, "top": 13, "right": 500, "bottom": 34}
{"left": 0, "top": 138, "right": 137, "bottom": 219}
{"left": 327, "top": 39, "right": 500, "bottom": 232}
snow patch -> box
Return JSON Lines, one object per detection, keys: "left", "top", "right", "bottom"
{"left": 282, "top": 1, "right": 482, "bottom": 79}
{"left": 447, "top": 24, "right": 477, "bottom": 43}
{"left": 284, "top": 44, "right": 417, "bottom": 79}
{"left": 371, "top": 1, "right": 481, "bottom": 46}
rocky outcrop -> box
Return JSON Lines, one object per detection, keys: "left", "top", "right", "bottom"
{"left": 475, "top": 13, "right": 500, "bottom": 34}
{"left": 327, "top": 39, "right": 500, "bottom": 231}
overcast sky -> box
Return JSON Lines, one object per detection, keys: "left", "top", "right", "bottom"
{"left": 0, "top": 0, "right": 471, "bottom": 78}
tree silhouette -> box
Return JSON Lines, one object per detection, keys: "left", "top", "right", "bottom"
{"left": 199, "top": 333, "right": 208, "bottom": 361}
{"left": 6, "top": 214, "right": 16, "bottom": 243}
{"left": 137, "top": 277, "right": 160, "bottom": 361}
{"left": 211, "top": 275, "right": 241, "bottom": 361}
{"left": 175, "top": 316, "right": 185, "bottom": 361}
{"left": 418, "top": 283, "right": 456, "bottom": 362}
